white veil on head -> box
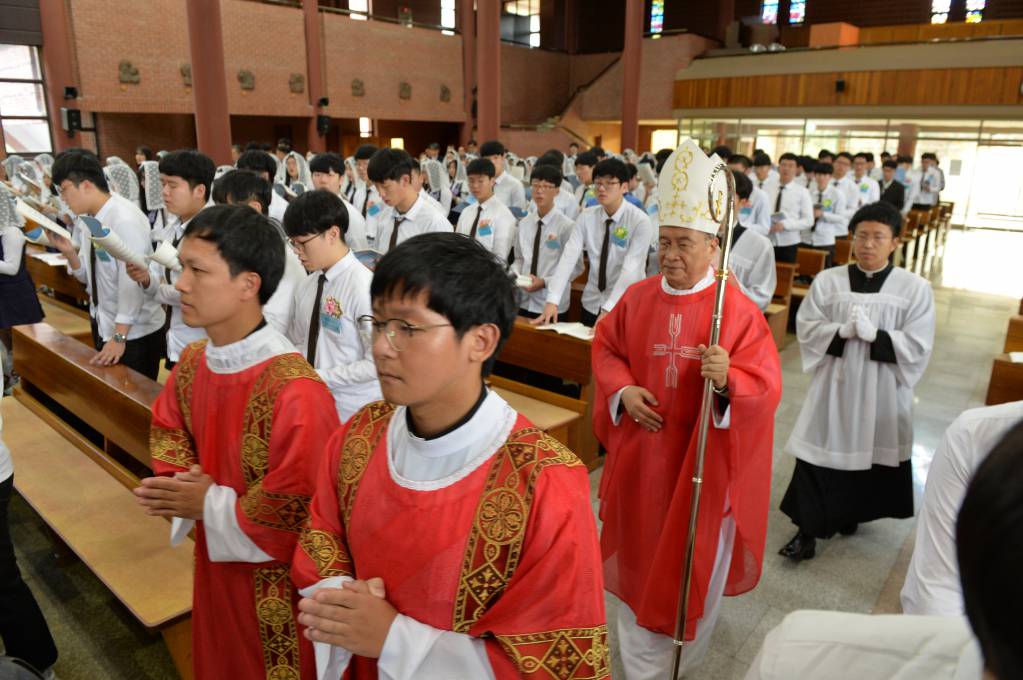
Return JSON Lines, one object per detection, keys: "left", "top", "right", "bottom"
{"left": 214, "top": 164, "right": 234, "bottom": 181}
{"left": 423, "top": 159, "right": 449, "bottom": 193}
{"left": 563, "top": 156, "right": 576, "bottom": 179}
{"left": 105, "top": 155, "right": 128, "bottom": 167}
{"left": 141, "top": 160, "right": 164, "bottom": 211}
{"left": 33, "top": 153, "right": 55, "bottom": 177}
{"left": 0, "top": 183, "right": 24, "bottom": 229}
{"left": 276, "top": 151, "right": 312, "bottom": 189}
{"left": 104, "top": 163, "right": 140, "bottom": 203}
{"left": 2, "top": 155, "right": 24, "bottom": 186}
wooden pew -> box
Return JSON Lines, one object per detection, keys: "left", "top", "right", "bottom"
{"left": 791, "top": 247, "right": 827, "bottom": 300}
{"left": 499, "top": 318, "right": 600, "bottom": 469}
{"left": 833, "top": 237, "right": 853, "bottom": 266}
{"left": 25, "top": 243, "right": 90, "bottom": 309}
{"left": 488, "top": 374, "right": 585, "bottom": 451}
{"left": 985, "top": 354, "right": 1023, "bottom": 406}
{"left": 767, "top": 262, "right": 796, "bottom": 349}
{"left": 11, "top": 323, "right": 194, "bottom": 679}
{"left": 1004, "top": 316, "right": 1023, "bottom": 353}
{"left": 38, "top": 296, "right": 92, "bottom": 345}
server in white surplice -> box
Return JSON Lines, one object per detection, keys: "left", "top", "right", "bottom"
{"left": 779, "top": 201, "right": 935, "bottom": 561}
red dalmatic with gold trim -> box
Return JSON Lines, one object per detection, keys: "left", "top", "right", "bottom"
{"left": 292, "top": 403, "right": 610, "bottom": 679}
{"left": 150, "top": 340, "right": 340, "bottom": 680}
{"left": 593, "top": 275, "right": 782, "bottom": 639}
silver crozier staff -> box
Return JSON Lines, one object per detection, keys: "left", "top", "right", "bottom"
{"left": 668, "top": 162, "right": 738, "bottom": 679}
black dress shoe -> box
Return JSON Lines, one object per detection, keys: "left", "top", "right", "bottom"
{"left": 838, "top": 523, "right": 858, "bottom": 536}
{"left": 779, "top": 532, "right": 816, "bottom": 561}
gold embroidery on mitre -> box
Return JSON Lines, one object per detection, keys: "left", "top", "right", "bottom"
{"left": 150, "top": 426, "right": 197, "bottom": 469}
{"left": 495, "top": 626, "right": 611, "bottom": 679}
{"left": 253, "top": 565, "right": 301, "bottom": 680}
{"left": 657, "top": 138, "right": 721, "bottom": 231}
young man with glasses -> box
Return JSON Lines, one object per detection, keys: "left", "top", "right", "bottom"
{"left": 283, "top": 190, "right": 381, "bottom": 423}
{"left": 780, "top": 201, "right": 935, "bottom": 561}
{"left": 536, "top": 158, "right": 653, "bottom": 327}
{"left": 514, "top": 164, "right": 582, "bottom": 319}
{"left": 454, "top": 158, "right": 516, "bottom": 262}
{"left": 293, "top": 233, "right": 609, "bottom": 679}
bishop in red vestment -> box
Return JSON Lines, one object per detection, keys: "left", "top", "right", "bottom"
{"left": 593, "top": 143, "right": 782, "bottom": 678}
{"left": 135, "top": 205, "right": 341, "bottom": 680}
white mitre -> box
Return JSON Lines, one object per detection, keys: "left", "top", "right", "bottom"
{"left": 656, "top": 137, "right": 729, "bottom": 235}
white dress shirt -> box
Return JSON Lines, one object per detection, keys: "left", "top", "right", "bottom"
{"left": 375, "top": 195, "right": 451, "bottom": 254}
{"left": 546, "top": 201, "right": 653, "bottom": 316}
{"left": 743, "top": 187, "right": 772, "bottom": 236}
{"left": 513, "top": 207, "right": 582, "bottom": 313}
{"left": 493, "top": 171, "right": 526, "bottom": 214}
{"left": 753, "top": 173, "right": 779, "bottom": 198}
{"left": 763, "top": 179, "right": 814, "bottom": 248}
{"left": 850, "top": 173, "right": 881, "bottom": 210}
{"left": 803, "top": 184, "right": 848, "bottom": 247}
{"left": 913, "top": 167, "right": 945, "bottom": 206}
{"left": 729, "top": 227, "right": 776, "bottom": 312}
{"left": 143, "top": 214, "right": 207, "bottom": 361}
{"left": 288, "top": 251, "right": 382, "bottom": 423}
{"left": 832, "top": 175, "right": 859, "bottom": 230}
{"left": 69, "top": 193, "right": 165, "bottom": 342}
{"left": 454, "top": 194, "right": 516, "bottom": 261}
{"left": 0, "top": 226, "right": 26, "bottom": 276}
{"left": 268, "top": 191, "right": 288, "bottom": 224}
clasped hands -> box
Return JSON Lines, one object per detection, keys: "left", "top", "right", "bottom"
{"left": 298, "top": 578, "right": 398, "bottom": 659}
{"left": 838, "top": 305, "right": 878, "bottom": 342}
{"left": 133, "top": 464, "right": 213, "bottom": 520}
{"left": 621, "top": 344, "right": 729, "bottom": 433}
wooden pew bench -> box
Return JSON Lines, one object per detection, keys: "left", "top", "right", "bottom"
{"left": 38, "top": 296, "right": 92, "bottom": 345}
{"left": 985, "top": 353, "right": 1023, "bottom": 406}
{"left": 11, "top": 323, "right": 194, "bottom": 679}
{"left": 1003, "top": 315, "right": 1023, "bottom": 353}
{"left": 768, "top": 262, "right": 796, "bottom": 350}
{"left": 25, "top": 244, "right": 89, "bottom": 310}
{"left": 488, "top": 375, "right": 585, "bottom": 450}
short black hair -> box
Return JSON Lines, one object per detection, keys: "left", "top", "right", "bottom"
{"left": 921, "top": 152, "right": 938, "bottom": 161}
{"left": 212, "top": 169, "right": 272, "bottom": 216}
{"left": 466, "top": 158, "right": 495, "bottom": 178}
{"left": 530, "top": 164, "right": 563, "bottom": 187}
{"left": 159, "top": 149, "right": 215, "bottom": 201}
{"left": 864, "top": 152, "right": 875, "bottom": 162}
{"left": 797, "top": 156, "right": 816, "bottom": 171}
{"left": 427, "top": 142, "right": 440, "bottom": 150}
{"left": 849, "top": 201, "right": 902, "bottom": 238}
{"left": 51, "top": 150, "right": 109, "bottom": 193}
{"left": 568, "top": 142, "right": 579, "bottom": 149}
{"left": 731, "top": 170, "right": 752, "bottom": 201}
{"left": 467, "top": 139, "right": 477, "bottom": 146}
{"left": 814, "top": 162, "right": 834, "bottom": 175}
{"left": 575, "top": 151, "right": 598, "bottom": 169}
{"left": 371, "top": 232, "right": 516, "bottom": 377}
{"left": 231, "top": 143, "right": 242, "bottom": 152}
{"left": 135, "top": 146, "right": 154, "bottom": 160}
{"left": 778, "top": 152, "right": 799, "bottom": 164}
{"left": 592, "top": 158, "right": 629, "bottom": 183}
{"left": 711, "top": 145, "right": 732, "bottom": 159}
{"left": 277, "top": 138, "right": 292, "bottom": 152}
{"left": 591, "top": 146, "right": 606, "bottom": 158}
{"left": 654, "top": 148, "right": 672, "bottom": 174}
{"left": 817, "top": 149, "right": 834, "bottom": 159}
{"left": 752, "top": 151, "right": 771, "bottom": 167}
{"left": 282, "top": 188, "right": 349, "bottom": 239}
{"left": 854, "top": 152, "right": 869, "bottom": 161}
{"left": 882, "top": 159, "right": 898, "bottom": 170}
{"left": 354, "top": 144, "right": 378, "bottom": 161}
{"left": 534, "top": 153, "right": 561, "bottom": 169}
{"left": 480, "top": 140, "right": 505, "bottom": 158}
{"left": 625, "top": 163, "right": 638, "bottom": 180}
{"left": 183, "top": 204, "right": 284, "bottom": 305}
{"left": 309, "top": 152, "right": 345, "bottom": 176}
{"left": 957, "top": 420, "right": 1023, "bottom": 680}
{"left": 880, "top": 151, "right": 891, "bottom": 159}
{"left": 542, "top": 148, "right": 565, "bottom": 164}
{"left": 367, "top": 148, "right": 414, "bottom": 183}
{"left": 837, "top": 151, "right": 854, "bottom": 162}
{"left": 897, "top": 154, "right": 913, "bottom": 165}
{"left": 727, "top": 154, "right": 752, "bottom": 169}
{"left": 237, "top": 150, "right": 277, "bottom": 180}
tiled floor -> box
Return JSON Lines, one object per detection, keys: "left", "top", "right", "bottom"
{"left": 4, "top": 227, "right": 1022, "bottom": 679}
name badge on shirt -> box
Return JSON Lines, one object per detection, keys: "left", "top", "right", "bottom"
{"left": 739, "top": 206, "right": 753, "bottom": 220}
{"left": 95, "top": 245, "right": 112, "bottom": 263}
{"left": 822, "top": 198, "right": 834, "bottom": 212}
{"left": 610, "top": 225, "right": 629, "bottom": 249}
{"left": 321, "top": 297, "right": 343, "bottom": 334}
{"left": 544, "top": 234, "right": 561, "bottom": 250}
{"left": 860, "top": 183, "right": 870, "bottom": 192}
{"left": 478, "top": 220, "right": 493, "bottom": 237}
{"left": 367, "top": 201, "right": 381, "bottom": 217}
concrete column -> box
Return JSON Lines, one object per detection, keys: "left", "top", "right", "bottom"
{"left": 897, "top": 123, "right": 919, "bottom": 159}
{"left": 39, "top": 0, "right": 80, "bottom": 152}
{"left": 475, "top": 0, "right": 501, "bottom": 143}
{"left": 185, "top": 0, "right": 232, "bottom": 164}
{"left": 303, "top": 0, "right": 326, "bottom": 153}
{"left": 620, "top": 0, "right": 644, "bottom": 152}
{"left": 459, "top": 0, "right": 476, "bottom": 145}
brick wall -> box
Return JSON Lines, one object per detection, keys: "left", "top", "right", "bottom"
{"left": 96, "top": 113, "right": 197, "bottom": 164}
{"left": 501, "top": 44, "right": 570, "bottom": 124}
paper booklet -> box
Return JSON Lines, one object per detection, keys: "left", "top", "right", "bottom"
{"left": 535, "top": 322, "right": 595, "bottom": 341}
{"left": 16, "top": 199, "right": 73, "bottom": 240}
{"left": 23, "top": 226, "right": 51, "bottom": 247}
{"left": 79, "top": 215, "right": 148, "bottom": 268}
{"left": 29, "top": 250, "right": 68, "bottom": 267}
{"left": 353, "top": 249, "right": 384, "bottom": 270}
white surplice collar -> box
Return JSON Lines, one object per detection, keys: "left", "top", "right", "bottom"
{"left": 387, "top": 389, "right": 517, "bottom": 491}
{"left": 661, "top": 266, "right": 716, "bottom": 296}
{"left": 204, "top": 322, "right": 297, "bottom": 374}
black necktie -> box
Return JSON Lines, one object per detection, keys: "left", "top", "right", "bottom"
{"left": 758, "top": 180, "right": 764, "bottom": 190}
{"left": 361, "top": 188, "right": 370, "bottom": 218}
{"left": 530, "top": 219, "right": 544, "bottom": 276}
{"left": 774, "top": 185, "right": 784, "bottom": 212}
{"left": 468, "top": 205, "right": 482, "bottom": 239}
{"left": 833, "top": 180, "right": 838, "bottom": 187}
{"left": 597, "top": 218, "right": 612, "bottom": 292}
{"left": 89, "top": 239, "right": 99, "bottom": 308}
{"left": 307, "top": 273, "right": 327, "bottom": 366}
{"left": 389, "top": 215, "right": 404, "bottom": 252}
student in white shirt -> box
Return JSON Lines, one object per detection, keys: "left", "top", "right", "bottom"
{"left": 913, "top": 152, "right": 945, "bottom": 210}
{"left": 514, "top": 164, "right": 581, "bottom": 318}
{"left": 283, "top": 190, "right": 382, "bottom": 423}
{"left": 127, "top": 150, "right": 213, "bottom": 368}
{"left": 529, "top": 153, "right": 579, "bottom": 221}
{"left": 208, "top": 169, "right": 307, "bottom": 334}
{"left": 48, "top": 150, "right": 166, "bottom": 378}
{"left": 481, "top": 140, "right": 527, "bottom": 215}
{"left": 455, "top": 158, "right": 516, "bottom": 262}
{"left": 729, "top": 171, "right": 777, "bottom": 312}
{"left": 866, "top": 152, "right": 883, "bottom": 181}
{"left": 852, "top": 153, "right": 882, "bottom": 210}
{"left": 236, "top": 150, "right": 288, "bottom": 224}
{"left": 536, "top": 157, "right": 653, "bottom": 327}
{"left": 308, "top": 152, "right": 371, "bottom": 251}
{"left": 898, "top": 154, "right": 922, "bottom": 213}
{"left": 765, "top": 153, "right": 814, "bottom": 264}
{"left": 803, "top": 162, "right": 848, "bottom": 266}
{"left": 367, "top": 148, "right": 450, "bottom": 255}
{"left": 831, "top": 152, "right": 860, "bottom": 232}
{"left": 573, "top": 150, "right": 599, "bottom": 210}
{"left": 728, "top": 154, "right": 771, "bottom": 236}
{"left": 752, "top": 151, "right": 779, "bottom": 196}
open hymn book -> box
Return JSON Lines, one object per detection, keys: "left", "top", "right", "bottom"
{"left": 535, "top": 322, "right": 595, "bottom": 341}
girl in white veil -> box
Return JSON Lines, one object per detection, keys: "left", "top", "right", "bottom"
{"left": 423, "top": 159, "right": 453, "bottom": 216}
{"left": 446, "top": 153, "right": 468, "bottom": 205}
{"left": 275, "top": 150, "right": 312, "bottom": 192}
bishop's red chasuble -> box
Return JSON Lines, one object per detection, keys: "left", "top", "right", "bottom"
{"left": 593, "top": 275, "right": 782, "bottom": 639}
{"left": 292, "top": 402, "right": 610, "bottom": 679}
{"left": 150, "top": 339, "right": 340, "bottom": 680}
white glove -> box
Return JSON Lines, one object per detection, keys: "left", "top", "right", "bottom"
{"left": 855, "top": 309, "right": 878, "bottom": 343}
{"left": 838, "top": 306, "right": 858, "bottom": 339}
